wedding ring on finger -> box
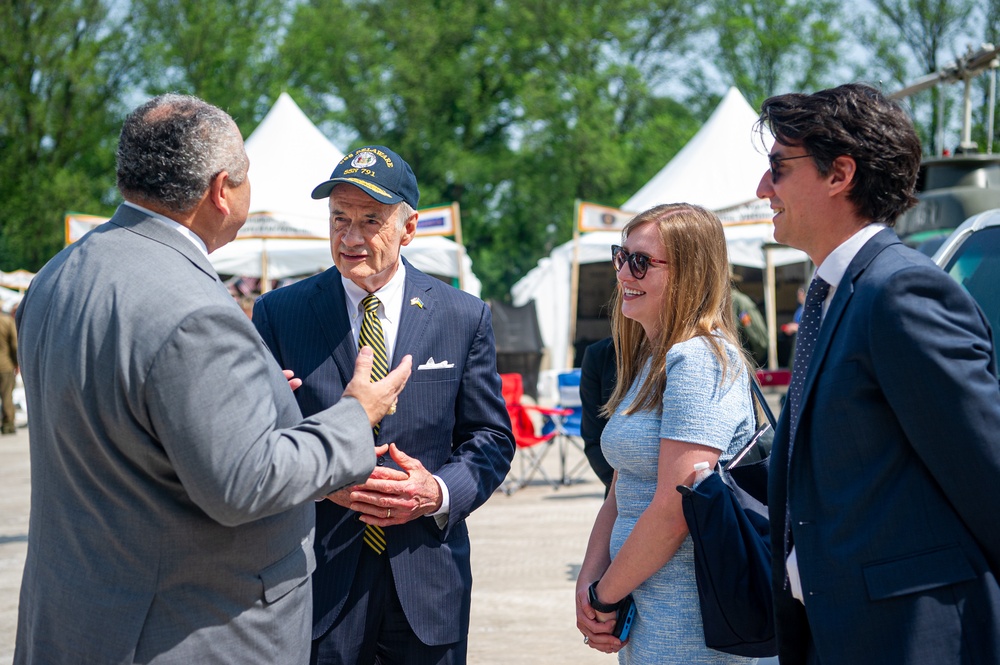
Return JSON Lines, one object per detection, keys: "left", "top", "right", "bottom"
{"left": 386, "top": 508, "right": 391, "bottom": 519}
{"left": 387, "top": 400, "right": 398, "bottom": 415}
{"left": 583, "top": 636, "right": 589, "bottom": 645}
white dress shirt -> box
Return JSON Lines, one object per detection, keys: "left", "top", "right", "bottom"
{"left": 341, "top": 263, "right": 451, "bottom": 522}
{"left": 122, "top": 201, "right": 209, "bottom": 258}
{"left": 787, "top": 222, "right": 886, "bottom": 603}
{"left": 342, "top": 264, "right": 407, "bottom": 364}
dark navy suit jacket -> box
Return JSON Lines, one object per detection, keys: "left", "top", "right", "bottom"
{"left": 768, "top": 228, "right": 1000, "bottom": 664}
{"left": 253, "top": 259, "right": 514, "bottom": 646}
{"left": 580, "top": 336, "right": 615, "bottom": 491}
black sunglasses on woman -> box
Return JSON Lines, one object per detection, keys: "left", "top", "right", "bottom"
{"left": 611, "top": 245, "right": 668, "bottom": 280}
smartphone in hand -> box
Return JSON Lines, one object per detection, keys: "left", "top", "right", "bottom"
{"left": 613, "top": 594, "right": 636, "bottom": 641}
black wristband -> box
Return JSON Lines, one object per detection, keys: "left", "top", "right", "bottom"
{"left": 588, "top": 580, "right": 619, "bottom": 613}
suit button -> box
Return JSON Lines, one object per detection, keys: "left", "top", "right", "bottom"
{"left": 376, "top": 455, "right": 385, "bottom": 467}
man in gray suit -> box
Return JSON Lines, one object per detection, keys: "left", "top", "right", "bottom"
{"left": 13, "top": 94, "right": 411, "bottom": 665}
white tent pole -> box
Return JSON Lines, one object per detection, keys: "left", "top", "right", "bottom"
{"left": 260, "top": 242, "right": 270, "bottom": 294}
{"left": 763, "top": 245, "right": 778, "bottom": 370}
{"left": 960, "top": 76, "right": 976, "bottom": 151}
{"left": 451, "top": 202, "right": 465, "bottom": 293}
{"left": 937, "top": 88, "right": 946, "bottom": 156}
{"left": 988, "top": 65, "right": 996, "bottom": 155}
{"left": 567, "top": 200, "right": 583, "bottom": 368}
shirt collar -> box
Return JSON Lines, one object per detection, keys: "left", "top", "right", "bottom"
{"left": 342, "top": 261, "right": 407, "bottom": 321}
{"left": 815, "top": 222, "right": 887, "bottom": 290}
{"left": 122, "top": 201, "right": 209, "bottom": 258}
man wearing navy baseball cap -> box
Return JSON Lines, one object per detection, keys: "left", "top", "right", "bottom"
{"left": 253, "top": 145, "right": 514, "bottom": 665}
{"left": 311, "top": 145, "right": 420, "bottom": 208}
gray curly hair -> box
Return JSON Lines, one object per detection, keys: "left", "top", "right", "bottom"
{"left": 116, "top": 93, "right": 248, "bottom": 213}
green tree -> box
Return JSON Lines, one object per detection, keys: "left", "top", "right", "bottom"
{"left": 0, "top": 0, "right": 131, "bottom": 271}
{"left": 280, "top": 0, "right": 702, "bottom": 299}
{"left": 703, "top": 0, "right": 842, "bottom": 111}
{"left": 972, "top": 1, "right": 999, "bottom": 152}
{"left": 280, "top": 0, "right": 527, "bottom": 297}
{"left": 486, "top": 2, "right": 703, "bottom": 294}
{"left": 859, "top": 0, "right": 976, "bottom": 155}
{"left": 129, "top": 0, "right": 289, "bottom": 136}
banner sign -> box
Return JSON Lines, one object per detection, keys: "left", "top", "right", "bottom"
{"left": 236, "top": 211, "right": 327, "bottom": 239}
{"left": 416, "top": 203, "right": 458, "bottom": 237}
{"left": 65, "top": 213, "right": 109, "bottom": 244}
{"left": 576, "top": 201, "right": 634, "bottom": 232}
{"left": 715, "top": 199, "right": 774, "bottom": 225}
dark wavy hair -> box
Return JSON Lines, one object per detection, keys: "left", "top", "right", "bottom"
{"left": 116, "top": 94, "right": 247, "bottom": 213}
{"left": 756, "top": 83, "right": 922, "bottom": 225}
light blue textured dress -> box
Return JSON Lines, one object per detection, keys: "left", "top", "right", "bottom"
{"left": 602, "top": 335, "right": 757, "bottom": 664}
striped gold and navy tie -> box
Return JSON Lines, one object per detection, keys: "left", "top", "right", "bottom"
{"left": 359, "top": 294, "right": 388, "bottom": 554}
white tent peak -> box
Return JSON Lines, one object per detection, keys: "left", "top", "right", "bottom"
{"left": 244, "top": 92, "right": 345, "bottom": 223}
{"left": 622, "top": 86, "right": 768, "bottom": 213}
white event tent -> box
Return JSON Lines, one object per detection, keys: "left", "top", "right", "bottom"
{"left": 0, "top": 285, "right": 23, "bottom": 312}
{"left": 0, "top": 269, "right": 34, "bottom": 293}
{"left": 206, "top": 91, "right": 340, "bottom": 283}
{"left": 511, "top": 231, "right": 619, "bottom": 375}
{"left": 512, "top": 87, "right": 808, "bottom": 372}
{"left": 624, "top": 86, "right": 766, "bottom": 212}
{"left": 624, "top": 85, "right": 807, "bottom": 268}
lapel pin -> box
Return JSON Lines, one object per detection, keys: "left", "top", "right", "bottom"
{"left": 410, "top": 297, "right": 424, "bottom": 309}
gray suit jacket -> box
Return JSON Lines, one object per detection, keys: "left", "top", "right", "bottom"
{"left": 14, "top": 205, "right": 376, "bottom": 664}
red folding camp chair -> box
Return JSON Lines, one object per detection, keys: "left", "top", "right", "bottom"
{"left": 499, "top": 373, "right": 571, "bottom": 494}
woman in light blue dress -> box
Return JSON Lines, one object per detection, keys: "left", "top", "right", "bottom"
{"left": 575, "top": 204, "right": 757, "bottom": 664}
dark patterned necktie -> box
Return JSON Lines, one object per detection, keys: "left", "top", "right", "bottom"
{"left": 783, "top": 276, "right": 831, "bottom": 568}
{"left": 359, "top": 294, "right": 388, "bottom": 554}
{"left": 786, "top": 276, "right": 830, "bottom": 441}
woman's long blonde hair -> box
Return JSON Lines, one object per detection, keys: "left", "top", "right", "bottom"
{"left": 604, "top": 203, "right": 747, "bottom": 416}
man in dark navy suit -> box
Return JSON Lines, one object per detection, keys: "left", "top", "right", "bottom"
{"left": 758, "top": 83, "right": 1000, "bottom": 664}
{"left": 253, "top": 145, "right": 514, "bottom": 665}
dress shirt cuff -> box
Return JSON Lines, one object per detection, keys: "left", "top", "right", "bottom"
{"left": 430, "top": 474, "right": 450, "bottom": 530}
{"left": 787, "top": 546, "right": 804, "bottom": 603}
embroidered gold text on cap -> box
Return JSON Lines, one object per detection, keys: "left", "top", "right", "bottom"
{"left": 342, "top": 177, "right": 393, "bottom": 198}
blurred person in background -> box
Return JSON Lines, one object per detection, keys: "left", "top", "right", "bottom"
{"left": 779, "top": 285, "right": 806, "bottom": 371}
{"left": 0, "top": 305, "right": 16, "bottom": 434}
{"left": 731, "top": 277, "right": 768, "bottom": 368}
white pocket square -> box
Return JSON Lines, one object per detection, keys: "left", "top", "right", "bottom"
{"left": 417, "top": 357, "right": 454, "bottom": 370}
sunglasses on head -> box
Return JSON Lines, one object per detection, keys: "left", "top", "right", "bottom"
{"left": 611, "top": 245, "right": 668, "bottom": 279}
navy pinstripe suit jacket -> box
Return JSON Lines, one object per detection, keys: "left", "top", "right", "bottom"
{"left": 253, "top": 259, "right": 514, "bottom": 646}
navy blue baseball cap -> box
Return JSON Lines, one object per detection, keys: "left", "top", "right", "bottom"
{"left": 311, "top": 145, "right": 420, "bottom": 209}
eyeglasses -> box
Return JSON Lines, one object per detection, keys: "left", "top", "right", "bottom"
{"left": 768, "top": 153, "right": 813, "bottom": 183}
{"left": 611, "top": 245, "right": 668, "bottom": 279}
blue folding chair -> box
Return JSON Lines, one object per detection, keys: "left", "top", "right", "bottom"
{"left": 550, "top": 369, "right": 590, "bottom": 485}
